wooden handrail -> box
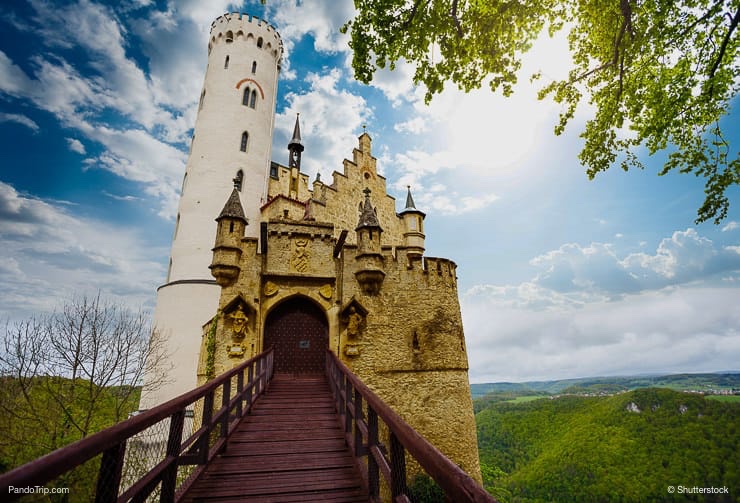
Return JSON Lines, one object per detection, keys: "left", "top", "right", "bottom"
{"left": 0, "top": 347, "right": 274, "bottom": 501}
{"left": 326, "top": 349, "right": 496, "bottom": 503}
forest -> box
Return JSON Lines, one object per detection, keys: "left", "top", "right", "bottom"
{"left": 476, "top": 387, "right": 738, "bottom": 502}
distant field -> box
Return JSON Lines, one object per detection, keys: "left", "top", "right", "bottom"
{"left": 506, "top": 396, "right": 547, "bottom": 404}
{"left": 705, "top": 395, "right": 740, "bottom": 403}
{"left": 470, "top": 372, "right": 740, "bottom": 398}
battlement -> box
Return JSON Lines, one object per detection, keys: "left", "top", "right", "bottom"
{"left": 208, "top": 12, "right": 283, "bottom": 61}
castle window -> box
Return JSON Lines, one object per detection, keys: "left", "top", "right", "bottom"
{"left": 224, "top": 55, "right": 229, "bottom": 69}
{"left": 234, "top": 169, "right": 243, "bottom": 191}
{"left": 240, "top": 132, "right": 249, "bottom": 152}
{"left": 249, "top": 90, "right": 257, "bottom": 108}
{"left": 199, "top": 89, "right": 206, "bottom": 110}
{"left": 225, "top": 31, "right": 233, "bottom": 43}
{"left": 174, "top": 213, "right": 181, "bottom": 239}
{"left": 181, "top": 172, "right": 188, "bottom": 194}
{"left": 229, "top": 221, "right": 234, "bottom": 233}
{"left": 242, "top": 87, "right": 250, "bottom": 106}
{"left": 251, "top": 61, "right": 257, "bottom": 74}
{"left": 257, "top": 37, "right": 263, "bottom": 48}
{"left": 270, "top": 163, "right": 278, "bottom": 178}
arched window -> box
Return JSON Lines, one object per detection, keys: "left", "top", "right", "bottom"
{"left": 174, "top": 213, "right": 181, "bottom": 239}
{"left": 251, "top": 61, "right": 257, "bottom": 73}
{"left": 257, "top": 37, "right": 263, "bottom": 48}
{"left": 249, "top": 90, "right": 257, "bottom": 108}
{"left": 234, "top": 169, "right": 243, "bottom": 191}
{"left": 224, "top": 55, "right": 229, "bottom": 69}
{"left": 240, "top": 132, "right": 248, "bottom": 152}
{"left": 225, "top": 31, "right": 233, "bottom": 43}
{"left": 242, "top": 87, "right": 250, "bottom": 106}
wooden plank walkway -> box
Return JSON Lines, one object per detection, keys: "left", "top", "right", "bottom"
{"left": 182, "top": 374, "right": 369, "bottom": 502}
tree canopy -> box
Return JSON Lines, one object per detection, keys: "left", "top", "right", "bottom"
{"left": 343, "top": 0, "right": 740, "bottom": 223}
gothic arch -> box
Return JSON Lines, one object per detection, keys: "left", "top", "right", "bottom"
{"left": 263, "top": 295, "right": 328, "bottom": 374}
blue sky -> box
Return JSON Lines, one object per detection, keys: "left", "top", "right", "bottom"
{"left": 1, "top": 0, "right": 738, "bottom": 382}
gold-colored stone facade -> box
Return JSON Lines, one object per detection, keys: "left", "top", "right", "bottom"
{"left": 199, "top": 133, "right": 482, "bottom": 482}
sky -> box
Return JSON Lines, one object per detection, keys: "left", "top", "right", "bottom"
{"left": 1, "top": 0, "right": 738, "bottom": 383}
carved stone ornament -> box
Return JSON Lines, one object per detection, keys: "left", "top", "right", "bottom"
{"left": 229, "top": 307, "right": 249, "bottom": 341}
{"left": 263, "top": 281, "right": 279, "bottom": 297}
{"left": 344, "top": 343, "right": 360, "bottom": 357}
{"left": 227, "top": 342, "right": 246, "bottom": 358}
{"left": 318, "top": 284, "right": 333, "bottom": 300}
{"left": 290, "top": 237, "right": 310, "bottom": 272}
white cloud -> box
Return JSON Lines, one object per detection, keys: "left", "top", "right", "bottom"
{"left": 463, "top": 286, "right": 740, "bottom": 382}
{"left": 273, "top": 68, "right": 370, "bottom": 179}
{"left": 268, "top": 0, "right": 355, "bottom": 54}
{"left": 394, "top": 117, "right": 428, "bottom": 134}
{"left": 0, "top": 181, "right": 165, "bottom": 322}
{"left": 0, "top": 112, "right": 39, "bottom": 132}
{"left": 66, "top": 138, "right": 86, "bottom": 154}
{"left": 461, "top": 227, "right": 740, "bottom": 381}
{"left": 0, "top": 50, "right": 34, "bottom": 95}
{"left": 722, "top": 221, "right": 739, "bottom": 232}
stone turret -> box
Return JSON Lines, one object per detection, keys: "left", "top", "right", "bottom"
{"left": 355, "top": 188, "right": 385, "bottom": 294}
{"left": 210, "top": 188, "right": 247, "bottom": 286}
{"left": 399, "top": 186, "right": 426, "bottom": 257}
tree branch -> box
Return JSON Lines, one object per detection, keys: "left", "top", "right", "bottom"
{"left": 708, "top": 6, "right": 739, "bottom": 80}
{"left": 450, "top": 0, "right": 464, "bottom": 38}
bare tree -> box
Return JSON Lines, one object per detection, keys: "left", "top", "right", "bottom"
{"left": 0, "top": 294, "right": 171, "bottom": 470}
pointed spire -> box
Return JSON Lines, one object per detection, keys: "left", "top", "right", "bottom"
{"left": 404, "top": 185, "right": 416, "bottom": 210}
{"left": 217, "top": 188, "right": 247, "bottom": 223}
{"left": 288, "top": 113, "right": 304, "bottom": 169}
{"left": 399, "top": 185, "right": 426, "bottom": 217}
{"left": 356, "top": 188, "right": 382, "bottom": 230}
{"left": 288, "top": 113, "right": 303, "bottom": 150}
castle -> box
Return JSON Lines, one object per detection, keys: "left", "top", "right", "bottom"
{"left": 140, "top": 12, "right": 481, "bottom": 482}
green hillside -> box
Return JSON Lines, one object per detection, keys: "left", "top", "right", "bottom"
{"left": 0, "top": 376, "right": 141, "bottom": 472}
{"left": 471, "top": 373, "right": 740, "bottom": 398}
{"left": 477, "top": 388, "right": 738, "bottom": 502}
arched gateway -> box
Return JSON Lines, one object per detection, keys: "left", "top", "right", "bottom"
{"left": 264, "top": 297, "right": 328, "bottom": 374}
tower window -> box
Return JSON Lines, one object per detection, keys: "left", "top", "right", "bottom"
{"left": 249, "top": 90, "right": 257, "bottom": 108}
{"left": 226, "top": 31, "right": 233, "bottom": 43}
{"left": 234, "top": 169, "right": 243, "bottom": 191}
{"left": 199, "top": 89, "right": 206, "bottom": 110}
{"left": 242, "top": 87, "right": 250, "bottom": 106}
{"left": 251, "top": 61, "right": 257, "bottom": 74}
{"left": 224, "top": 55, "right": 229, "bottom": 69}
{"left": 229, "top": 221, "right": 234, "bottom": 233}
{"left": 257, "top": 37, "right": 263, "bottom": 48}
{"left": 240, "top": 132, "right": 249, "bottom": 152}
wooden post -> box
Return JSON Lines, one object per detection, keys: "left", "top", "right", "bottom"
{"left": 367, "top": 407, "right": 380, "bottom": 498}
{"left": 94, "top": 441, "right": 125, "bottom": 503}
{"left": 390, "top": 432, "right": 407, "bottom": 499}
{"left": 160, "top": 409, "right": 186, "bottom": 501}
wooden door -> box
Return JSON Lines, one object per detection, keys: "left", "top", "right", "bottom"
{"left": 264, "top": 297, "right": 328, "bottom": 374}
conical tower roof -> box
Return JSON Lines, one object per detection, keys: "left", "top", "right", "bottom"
{"left": 356, "top": 188, "right": 382, "bottom": 230}
{"left": 217, "top": 188, "right": 247, "bottom": 223}
{"left": 288, "top": 113, "right": 304, "bottom": 152}
{"left": 399, "top": 186, "right": 426, "bottom": 216}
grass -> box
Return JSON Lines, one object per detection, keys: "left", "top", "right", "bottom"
{"left": 705, "top": 395, "right": 740, "bottom": 403}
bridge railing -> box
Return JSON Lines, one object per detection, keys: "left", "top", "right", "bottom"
{"left": 326, "top": 350, "right": 496, "bottom": 503}
{"left": 0, "top": 347, "right": 274, "bottom": 502}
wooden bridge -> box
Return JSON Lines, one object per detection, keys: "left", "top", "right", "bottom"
{"left": 0, "top": 349, "right": 495, "bottom": 502}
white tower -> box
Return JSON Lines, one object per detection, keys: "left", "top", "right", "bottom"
{"left": 140, "top": 13, "right": 283, "bottom": 409}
